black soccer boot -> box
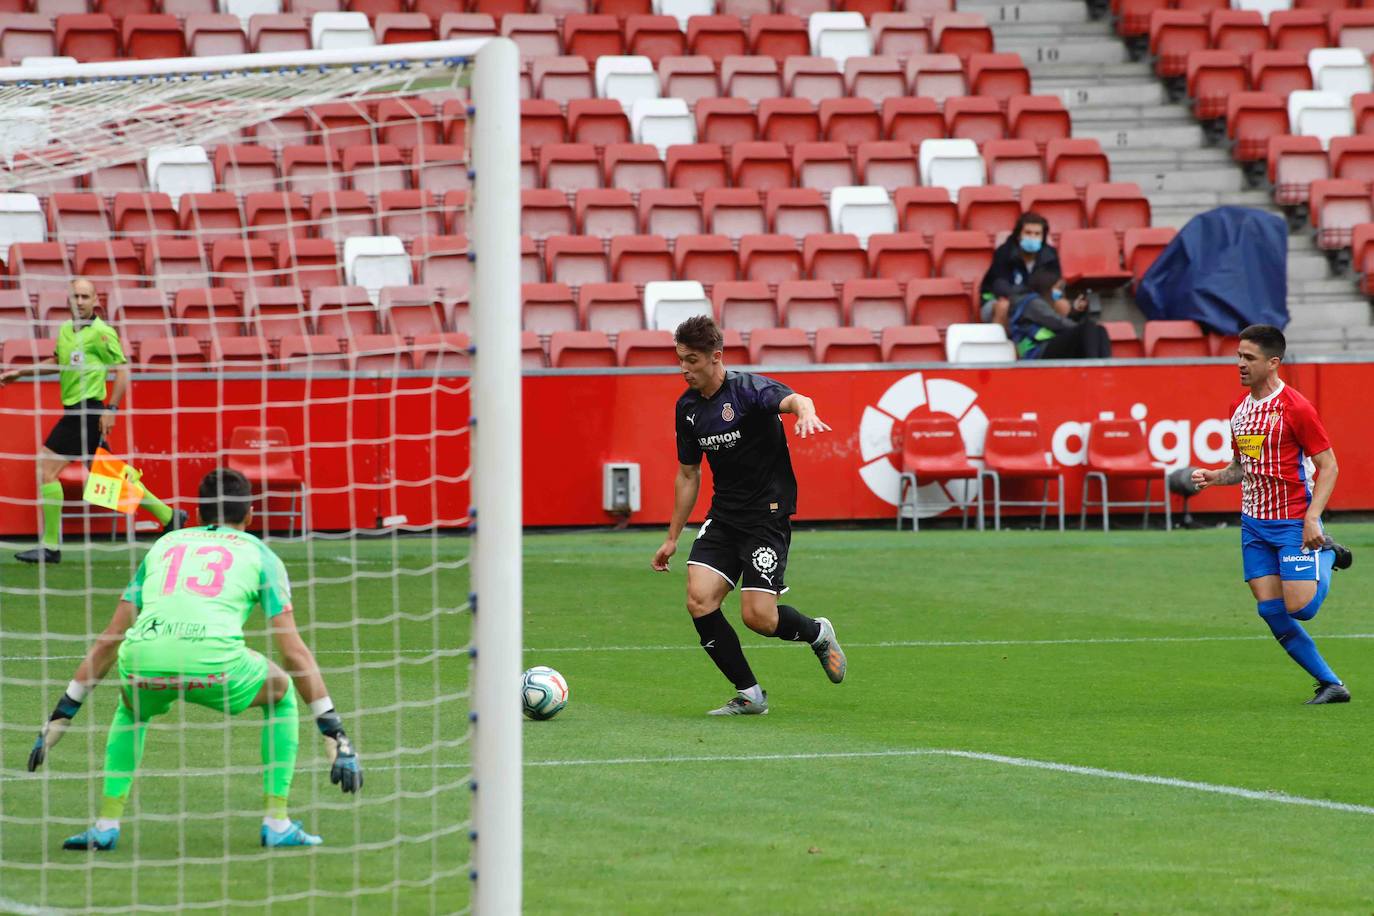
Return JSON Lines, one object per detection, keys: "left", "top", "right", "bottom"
{"left": 1305, "top": 682, "right": 1352, "bottom": 705}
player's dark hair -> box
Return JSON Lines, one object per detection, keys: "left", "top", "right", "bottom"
{"left": 674, "top": 315, "right": 724, "bottom": 354}
{"left": 1027, "top": 267, "right": 1061, "bottom": 300}
{"left": 1014, "top": 211, "right": 1050, "bottom": 243}
{"left": 199, "top": 468, "right": 253, "bottom": 525}
{"left": 1239, "top": 324, "right": 1286, "bottom": 361}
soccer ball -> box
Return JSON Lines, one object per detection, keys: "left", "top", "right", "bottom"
{"left": 521, "top": 666, "right": 569, "bottom": 721}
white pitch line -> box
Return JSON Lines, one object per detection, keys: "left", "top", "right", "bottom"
{"left": 0, "top": 894, "right": 54, "bottom": 915}
{"left": 4, "top": 633, "right": 1374, "bottom": 664}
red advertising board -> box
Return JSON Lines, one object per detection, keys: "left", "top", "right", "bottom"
{"left": 0, "top": 360, "right": 1365, "bottom": 535}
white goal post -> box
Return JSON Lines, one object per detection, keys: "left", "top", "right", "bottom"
{"left": 0, "top": 36, "right": 522, "bottom": 914}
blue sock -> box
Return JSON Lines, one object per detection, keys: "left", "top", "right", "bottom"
{"left": 1290, "top": 550, "right": 1335, "bottom": 621}
{"left": 1257, "top": 598, "right": 1341, "bottom": 685}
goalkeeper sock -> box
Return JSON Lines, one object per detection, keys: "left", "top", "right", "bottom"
{"left": 692, "top": 609, "right": 758, "bottom": 692}
{"left": 97, "top": 795, "right": 125, "bottom": 830}
{"left": 261, "top": 687, "right": 299, "bottom": 799}
{"left": 138, "top": 489, "right": 173, "bottom": 526}
{"left": 40, "top": 481, "right": 63, "bottom": 549}
{"left": 771, "top": 604, "right": 821, "bottom": 644}
{"left": 101, "top": 701, "right": 147, "bottom": 804}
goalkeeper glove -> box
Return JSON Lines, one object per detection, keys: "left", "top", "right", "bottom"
{"left": 28, "top": 691, "right": 83, "bottom": 772}
{"left": 317, "top": 709, "right": 362, "bottom": 794}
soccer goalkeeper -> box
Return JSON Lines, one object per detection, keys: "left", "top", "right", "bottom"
{"left": 26, "top": 468, "right": 362, "bottom": 850}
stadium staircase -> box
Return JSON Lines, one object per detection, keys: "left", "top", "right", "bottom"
{"left": 968, "top": 0, "right": 1374, "bottom": 355}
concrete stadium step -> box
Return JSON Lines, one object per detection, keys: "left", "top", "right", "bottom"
{"left": 1046, "top": 82, "right": 1167, "bottom": 109}
{"left": 995, "top": 39, "right": 1131, "bottom": 67}
{"left": 1111, "top": 167, "right": 1247, "bottom": 194}
{"left": 1073, "top": 124, "right": 1211, "bottom": 150}
{"left": 959, "top": 0, "right": 1092, "bottom": 25}
{"left": 1288, "top": 254, "right": 1336, "bottom": 282}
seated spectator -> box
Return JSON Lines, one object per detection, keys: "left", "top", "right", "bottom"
{"left": 979, "top": 212, "right": 1059, "bottom": 327}
{"left": 1009, "top": 268, "right": 1112, "bottom": 360}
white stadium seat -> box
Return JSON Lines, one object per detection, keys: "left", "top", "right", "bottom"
{"left": 809, "top": 12, "right": 872, "bottom": 66}
{"left": 0, "top": 193, "right": 46, "bottom": 259}
{"left": 945, "top": 323, "right": 1017, "bottom": 364}
{"left": 344, "top": 236, "right": 412, "bottom": 302}
{"left": 918, "top": 138, "right": 985, "bottom": 197}
{"left": 0, "top": 106, "right": 51, "bottom": 162}
{"left": 222, "top": 0, "right": 278, "bottom": 25}
{"left": 1232, "top": 0, "right": 1291, "bottom": 18}
{"left": 631, "top": 98, "right": 695, "bottom": 155}
{"left": 655, "top": 0, "right": 712, "bottom": 29}
{"left": 147, "top": 146, "right": 214, "bottom": 207}
{"left": 311, "top": 12, "right": 374, "bottom": 50}
{"left": 828, "top": 186, "right": 896, "bottom": 246}
{"left": 1288, "top": 90, "right": 1353, "bottom": 148}
{"left": 595, "top": 56, "right": 660, "bottom": 108}
{"left": 1308, "top": 48, "right": 1373, "bottom": 100}
{"left": 18, "top": 56, "right": 78, "bottom": 67}
{"left": 644, "top": 280, "right": 710, "bottom": 331}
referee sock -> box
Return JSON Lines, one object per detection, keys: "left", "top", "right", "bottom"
{"left": 138, "top": 490, "right": 174, "bottom": 526}
{"left": 1257, "top": 598, "right": 1341, "bottom": 685}
{"left": 692, "top": 609, "right": 759, "bottom": 692}
{"left": 772, "top": 604, "right": 822, "bottom": 644}
{"left": 39, "top": 481, "right": 63, "bottom": 549}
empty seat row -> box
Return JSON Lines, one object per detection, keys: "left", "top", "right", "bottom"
{"left": 1148, "top": 8, "right": 1374, "bottom": 78}
{"left": 1187, "top": 47, "right": 1372, "bottom": 119}
{"left": 1267, "top": 132, "right": 1374, "bottom": 204}
{"left": 1224, "top": 89, "right": 1374, "bottom": 161}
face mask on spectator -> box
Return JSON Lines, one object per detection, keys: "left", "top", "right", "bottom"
{"left": 1051, "top": 288, "right": 1064, "bottom": 301}
{"left": 1020, "top": 236, "right": 1043, "bottom": 254}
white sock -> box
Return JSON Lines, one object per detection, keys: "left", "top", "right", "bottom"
{"left": 740, "top": 684, "right": 764, "bottom": 704}
{"left": 95, "top": 818, "right": 119, "bottom": 832}
{"left": 263, "top": 817, "right": 292, "bottom": 833}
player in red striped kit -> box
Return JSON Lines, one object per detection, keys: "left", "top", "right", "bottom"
{"left": 1192, "top": 325, "right": 1353, "bottom": 705}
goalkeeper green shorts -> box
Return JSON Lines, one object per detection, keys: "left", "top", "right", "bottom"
{"left": 117, "top": 641, "right": 269, "bottom": 719}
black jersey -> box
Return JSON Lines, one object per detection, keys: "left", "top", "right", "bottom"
{"left": 675, "top": 370, "right": 797, "bottom": 519}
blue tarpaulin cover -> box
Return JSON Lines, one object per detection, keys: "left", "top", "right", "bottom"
{"left": 1135, "top": 206, "right": 1289, "bottom": 334}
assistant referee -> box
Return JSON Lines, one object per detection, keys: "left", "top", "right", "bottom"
{"left": 0, "top": 279, "right": 186, "bottom": 564}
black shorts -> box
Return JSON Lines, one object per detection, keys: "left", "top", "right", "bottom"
{"left": 43, "top": 400, "right": 108, "bottom": 460}
{"left": 687, "top": 514, "right": 791, "bottom": 595}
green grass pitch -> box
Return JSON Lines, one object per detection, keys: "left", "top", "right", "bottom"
{"left": 3, "top": 525, "right": 1374, "bottom": 913}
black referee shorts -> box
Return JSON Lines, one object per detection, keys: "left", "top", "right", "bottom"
{"left": 43, "top": 399, "right": 109, "bottom": 461}
{"left": 687, "top": 514, "right": 791, "bottom": 595}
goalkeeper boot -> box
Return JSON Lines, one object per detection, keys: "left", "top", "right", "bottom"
{"left": 261, "top": 820, "right": 323, "bottom": 848}
{"left": 62, "top": 826, "right": 118, "bottom": 851}
{"left": 15, "top": 547, "right": 60, "bottom": 565}
{"left": 1306, "top": 682, "right": 1352, "bottom": 705}
{"left": 165, "top": 509, "right": 190, "bottom": 533}
{"left": 708, "top": 690, "right": 768, "bottom": 716}
{"left": 1323, "top": 535, "right": 1353, "bottom": 571}
{"left": 811, "top": 617, "right": 847, "bottom": 684}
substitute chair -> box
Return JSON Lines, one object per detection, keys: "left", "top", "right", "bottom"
{"left": 978, "top": 417, "right": 1064, "bottom": 531}
{"left": 896, "top": 417, "right": 982, "bottom": 531}
{"left": 1079, "top": 418, "right": 1171, "bottom": 531}
{"left": 226, "top": 426, "right": 306, "bottom": 537}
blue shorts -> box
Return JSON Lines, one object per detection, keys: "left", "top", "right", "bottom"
{"left": 1241, "top": 515, "right": 1323, "bottom": 582}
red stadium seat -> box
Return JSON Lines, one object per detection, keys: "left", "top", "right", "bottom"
{"left": 521, "top": 282, "right": 579, "bottom": 335}
{"left": 47, "top": 193, "right": 109, "bottom": 242}
{"left": 376, "top": 13, "right": 436, "bottom": 44}
{"left": 245, "top": 286, "right": 309, "bottom": 342}
{"left": 688, "top": 15, "right": 748, "bottom": 63}
{"left": 379, "top": 190, "right": 442, "bottom": 241}
{"left": 503, "top": 14, "right": 560, "bottom": 60}
{"left": 137, "top": 336, "right": 207, "bottom": 370}
{"left": 759, "top": 98, "right": 821, "bottom": 145}
{"left": 957, "top": 186, "right": 1020, "bottom": 236}
{"left": 214, "top": 144, "right": 278, "bottom": 195}
{"left": 845, "top": 57, "right": 908, "bottom": 104}
{"left": 1208, "top": 332, "right": 1242, "bottom": 357}
{"left": 967, "top": 53, "right": 1031, "bottom": 102}
{"left": 676, "top": 234, "right": 741, "bottom": 284}
{"left": 1249, "top": 50, "right": 1314, "bottom": 102}
{"left": 180, "top": 192, "right": 243, "bottom": 242}
{"left": 579, "top": 283, "right": 645, "bottom": 333}
{"left": 550, "top": 330, "right": 616, "bottom": 368}
{"left": 625, "top": 14, "right": 685, "bottom": 63}
{"left": 534, "top": 56, "right": 594, "bottom": 104}
{"left": 820, "top": 98, "right": 882, "bottom": 148}
{"left": 1226, "top": 92, "right": 1288, "bottom": 163}
{"left": 749, "top": 14, "right": 808, "bottom": 62}
{"left": 563, "top": 14, "right": 622, "bottom": 63}
{"left": 311, "top": 285, "right": 378, "bottom": 339}
{"left": 345, "top": 333, "right": 409, "bottom": 374}
{"left": 1046, "top": 138, "right": 1111, "bottom": 191}
{"left": 1267, "top": 135, "right": 1327, "bottom": 207}
{"left": 868, "top": 233, "right": 932, "bottom": 285}
{"left": 897, "top": 416, "right": 981, "bottom": 530}
{"left": 145, "top": 238, "right": 209, "bottom": 293}
{"left": 944, "top": 96, "right": 1007, "bottom": 147}
{"left": 576, "top": 188, "right": 638, "bottom": 239}
{"left": 437, "top": 12, "right": 497, "bottom": 41}
{"left": 1209, "top": 9, "right": 1268, "bottom": 57}
{"left": 1149, "top": 10, "right": 1208, "bottom": 79}
{"left": 244, "top": 191, "right": 310, "bottom": 242}
{"left": 9, "top": 242, "right": 69, "bottom": 297}
{"left": 1143, "top": 319, "right": 1208, "bottom": 358}
{"left": 758, "top": 189, "right": 824, "bottom": 240}
{"left": 783, "top": 55, "right": 844, "bottom": 100}
{"left": 0, "top": 15, "right": 57, "bottom": 60}
{"left": 639, "top": 188, "right": 704, "bottom": 238}
{"left": 567, "top": 98, "right": 631, "bottom": 145}
{"left": 249, "top": 14, "right": 310, "bottom": 53}
{"left": 748, "top": 326, "right": 813, "bottom": 365}
{"left": 56, "top": 14, "right": 120, "bottom": 61}
{"left": 712, "top": 280, "right": 778, "bottom": 331}
{"left": 74, "top": 240, "right": 140, "bottom": 292}
{"left": 660, "top": 56, "right": 721, "bottom": 103}
{"left": 379, "top": 285, "right": 445, "bottom": 339}
{"left": 277, "top": 334, "right": 348, "bottom": 372}
{"left": 1081, "top": 418, "right": 1172, "bottom": 531}
{"left": 616, "top": 328, "right": 678, "bottom": 367}
{"left": 521, "top": 99, "right": 567, "bottom": 146}
{"left": 281, "top": 145, "right": 343, "bottom": 197}
{"left": 1058, "top": 228, "right": 1131, "bottom": 288}
{"left": 906, "top": 277, "right": 974, "bottom": 332}
{"left": 413, "top": 234, "right": 473, "bottom": 301}
{"left": 1309, "top": 178, "right": 1372, "bottom": 249}
{"left": 896, "top": 187, "right": 959, "bottom": 242}
{"left": 729, "top": 142, "right": 794, "bottom": 192}
{"left": 610, "top": 235, "right": 674, "bottom": 285}
{"left": 1330, "top": 136, "right": 1374, "bottom": 183}
{"left": 666, "top": 144, "right": 728, "bottom": 193}
{"left": 544, "top": 235, "right": 610, "bottom": 286}
{"left": 803, "top": 233, "right": 867, "bottom": 284}
{"left": 1007, "top": 95, "right": 1071, "bottom": 150}
{"left": 521, "top": 189, "right": 575, "bottom": 240}
{"left": 881, "top": 324, "right": 943, "bottom": 362}
{"left": 107, "top": 290, "right": 172, "bottom": 351}
{"left": 311, "top": 190, "right": 376, "bottom": 242}
{"left": 842, "top": 278, "right": 905, "bottom": 330}
{"left": 605, "top": 143, "right": 668, "bottom": 192}
{"left": 376, "top": 98, "right": 440, "bottom": 151}
{"left": 870, "top": 13, "right": 931, "bottom": 58}
{"left": 1123, "top": 226, "right": 1177, "bottom": 288}
{"left": 703, "top": 187, "right": 766, "bottom": 239}
{"left": 740, "top": 234, "right": 803, "bottom": 284}
{"left": 1086, "top": 182, "right": 1152, "bottom": 239}
{"left": 1020, "top": 183, "right": 1087, "bottom": 241}
{"left": 932, "top": 230, "right": 994, "bottom": 291}
{"left": 854, "top": 141, "right": 919, "bottom": 193}
{"left": 696, "top": 97, "right": 759, "bottom": 146}
{"left": 539, "top": 143, "right": 601, "bottom": 195}
{"left": 122, "top": 14, "right": 185, "bottom": 59}
{"left": 1117, "top": 0, "right": 1169, "bottom": 40}
{"left": 983, "top": 139, "right": 1044, "bottom": 192}
{"left": 342, "top": 145, "right": 407, "bottom": 197}
{"left": 1353, "top": 223, "right": 1374, "bottom": 295}
{"left": 1330, "top": 9, "right": 1374, "bottom": 58}
{"left": 1268, "top": 11, "right": 1327, "bottom": 56}
{"left": 1187, "top": 50, "right": 1248, "bottom": 122}
{"left": 211, "top": 336, "right": 272, "bottom": 370}
{"left": 174, "top": 287, "right": 242, "bottom": 343}
{"left": 281, "top": 237, "right": 342, "bottom": 290}
{"left": 932, "top": 11, "right": 993, "bottom": 60}
{"left": 815, "top": 326, "right": 880, "bottom": 363}
{"left": 908, "top": 53, "right": 968, "bottom": 102}
{"left": 1101, "top": 320, "right": 1144, "bottom": 359}
{"left": 793, "top": 141, "right": 856, "bottom": 193}
{"left": 212, "top": 238, "right": 276, "bottom": 291}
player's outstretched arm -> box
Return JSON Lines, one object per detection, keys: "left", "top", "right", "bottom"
{"left": 270, "top": 611, "right": 362, "bottom": 793}
{"left": 0, "top": 359, "right": 59, "bottom": 387}
{"left": 653, "top": 463, "right": 701, "bottom": 571}
{"left": 27, "top": 600, "right": 135, "bottom": 772}
{"left": 1192, "top": 457, "right": 1244, "bottom": 491}
{"left": 778, "top": 393, "right": 832, "bottom": 439}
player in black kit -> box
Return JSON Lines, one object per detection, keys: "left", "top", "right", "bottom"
{"left": 651, "top": 316, "right": 846, "bottom": 716}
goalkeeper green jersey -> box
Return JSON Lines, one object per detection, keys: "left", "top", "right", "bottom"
{"left": 120, "top": 526, "right": 293, "bottom": 669}
{"left": 54, "top": 317, "right": 126, "bottom": 406}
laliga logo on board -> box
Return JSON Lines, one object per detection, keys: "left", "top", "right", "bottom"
{"left": 858, "top": 374, "right": 1232, "bottom": 510}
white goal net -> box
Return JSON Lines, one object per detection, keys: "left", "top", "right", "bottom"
{"left": 0, "top": 38, "right": 521, "bottom": 914}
